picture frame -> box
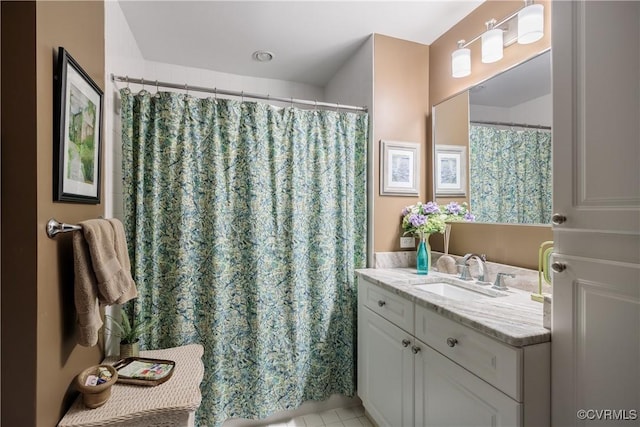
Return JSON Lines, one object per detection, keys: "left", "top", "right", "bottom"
{"left": 434, "top": 144, "right": 467, "bottom": 197}
{"left": 54, "top": 47, "right": 102, "bottom": 203}
{"left": 380, "top": 140, "right": 420, "bottom": 196}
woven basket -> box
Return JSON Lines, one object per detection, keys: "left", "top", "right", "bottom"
{"left": 75, "top": 364, "right": 118, "bottom": 409}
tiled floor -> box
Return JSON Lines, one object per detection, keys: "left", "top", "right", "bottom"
{"left": 260, "top": 406, "right": 372, "bottom": 427}
{"left": 221, "top": 405, "right": 372, "bottom": 427}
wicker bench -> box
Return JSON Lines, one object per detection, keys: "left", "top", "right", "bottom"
{"left": 59, "top": 344, "right": 204, "bottom": 427}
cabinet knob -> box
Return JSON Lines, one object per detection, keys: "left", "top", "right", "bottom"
{"left": 551, "top": 213, "right": 567, "bottom": 225}
{"left": 411, "top": 346, "right": 421, "bottom": 354}
{"left": 377, "top": 300, "right": 386, "bottom": 307}
{"left": 551, "top": 262, "right": 567, "bottom": 273}
{"left": 446, "top": 337, "right": 458, "bottom": 348}
{"left": 402, "top": 339, "right": 411, "bottom": 348}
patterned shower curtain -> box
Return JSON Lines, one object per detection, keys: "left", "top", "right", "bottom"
{"left": 469, "top": 124, "right": 552, "bottom": 224}
{"left": 120, "top": 89, "right": 368, "bottom": 426}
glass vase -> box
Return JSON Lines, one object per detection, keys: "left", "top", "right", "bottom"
{"left": 416, "top": 233, "right": 431, "bottom": 275}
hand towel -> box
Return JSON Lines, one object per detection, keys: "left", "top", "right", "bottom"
{"left": 107, "top": 218, "right": 138, "bottom": 304}
{"left": 73, "top": 218, "right": 138, "bottom": 347}
{"left": 81, "top": 219, "right": 137, "bottom": 305}
{"left": 73, "top": 231, "right": 103, "bottom": 347}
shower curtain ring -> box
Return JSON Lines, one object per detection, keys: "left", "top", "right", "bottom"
{"left": 185, "top": 83, "right": 189, "bottom": 95}
{"left": 214, "top": 87, "right": 218, "bottom": 103}
{"left": 314, "top": 100, "right": 318, "bottom": 111}
{"left": 241, "top": 91, "right": 244, "bottom": 103}
{"left": 125, "top": 75, "right": 129, "bottom": 88}
{"left": 290, "top": 97, "right": 293, "bottom": 108}
{"left": 141, "top": 78, "right": 145, "bottom": 91}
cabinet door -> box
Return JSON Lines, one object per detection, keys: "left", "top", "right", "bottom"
{"left": 552, "top": 2, "right": 640, "bottom": 425}
{"left": 552, "top": 255, "right": 639, "bottom": 426}
{"left": 358, "top": 306, "right": 414, "bottom": 427}
{"left": 415, "top": 342, "right": 521, "bottom": 427}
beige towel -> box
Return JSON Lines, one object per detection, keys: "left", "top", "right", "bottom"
{"left": 73, "top": 231, "right": 103, "bottom": 347}
{"left": 73, "top": 218, "right": 138, "bottom": 347}
{"left": 81, "top": 219, "right": 138, "bottom": 304}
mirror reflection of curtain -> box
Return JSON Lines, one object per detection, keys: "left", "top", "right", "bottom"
{"left": 469, "top": 124, "right": 552, "bottom": 224}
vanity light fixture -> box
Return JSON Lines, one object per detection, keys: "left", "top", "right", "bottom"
{"left": 451, "top": 0, "right": 544, "bottom": 78}
{"left": 451, "top": 40, "right": 471, "bottom": 78}
{"left": 481, "top": 19, "right": 503, "bottom": 63}
{"left": 517, "top": 2, "right": 545, "bottom": 44}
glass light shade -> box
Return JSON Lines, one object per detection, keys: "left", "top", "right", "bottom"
{"left": 451, "top": 48, "right": 471, "bottom": 78}
{"left": 518, "top": 4, "right": 544, "bottom": 44}
{"left": 482, "top": 28, "right": 503, "bottom": 63}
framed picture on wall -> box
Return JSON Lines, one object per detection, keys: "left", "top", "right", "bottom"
{"left": 380, "top": 140, "right": 420, "bottom": 196}
{"left": 435, "top": 144, "right": 466, "bottom": 197}
{"left": 54, "top": 47, "right": 103, "bottom": 204}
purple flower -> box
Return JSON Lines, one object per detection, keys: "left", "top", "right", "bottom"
{"left": 409, "top": 214, "right": 427, "bottom": 227}
{"left": 422, "top": 202, "right": 440, "bottom": 214}
{"left": 445, "top": 202, "right": 462, "bottom": 215}
{"left": 464, "top": 212, "right": 476, "bottom": 221}
{"left": 401, "top": 206, "right": 410, "bottom": 216}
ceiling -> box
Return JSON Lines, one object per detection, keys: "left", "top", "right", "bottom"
{"left": 469, "top": 50, "right": 551, "bottom": 108}
{"left": 118, "top": 0, "right": 484, "bottom": 87}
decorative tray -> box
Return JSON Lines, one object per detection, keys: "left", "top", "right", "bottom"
{"left": 112, "top": 357, "right": 175, "bottom": 386}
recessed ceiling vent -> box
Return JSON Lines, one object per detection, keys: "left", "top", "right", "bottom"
{"left": 252, "top": 50, "right": 274, "bottom": 62}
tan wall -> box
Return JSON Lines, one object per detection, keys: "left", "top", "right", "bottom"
{"left": 373, "top": 34, "right": 429, "bottom": 252}
{"left": 428, "top": 0, "right": 553, "bottom": 268}
{"left": 432, "top": 90, "right": 470, "bottom": 206}
{"left": 2, "top": 2, "right": 105, "bottom": 426}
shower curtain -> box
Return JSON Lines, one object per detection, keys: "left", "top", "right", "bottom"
{"left": 120, "top": 89, "right": 368, "bottom": 426}
{"left": 469, "top": 124, "right": 552, "bottom": 224}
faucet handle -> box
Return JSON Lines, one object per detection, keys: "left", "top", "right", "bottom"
{"left": 492, "top": 272, "right": 515, "bottom": 290}
{"left": 458, "top": 265, "right": 473, "bottom": 280}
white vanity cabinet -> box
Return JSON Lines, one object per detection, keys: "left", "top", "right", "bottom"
{"left": 357, "top": 278, "right": 550, "bottom": 427}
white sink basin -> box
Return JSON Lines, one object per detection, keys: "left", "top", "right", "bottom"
{"left": 414, "top": 282, "right": 495, "bottom": 301}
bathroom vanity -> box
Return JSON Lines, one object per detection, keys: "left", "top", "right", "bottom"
{"left": 355, "top": 269, "right": 550, "bottom": 427}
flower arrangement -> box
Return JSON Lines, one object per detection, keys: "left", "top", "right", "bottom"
{"left": 401, "top": 201, "right": 475, "bottom": 237}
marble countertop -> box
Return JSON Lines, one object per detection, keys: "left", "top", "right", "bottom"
{"left": 355, "top": 268, "right": 551, "bottom": 348}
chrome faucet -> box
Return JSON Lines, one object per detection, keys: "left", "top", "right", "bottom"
{"left": 493, "top": 272, "right": 515, "bottom": 291}
{"left": 458, "top": 253, "right": 487, "bottom": 282}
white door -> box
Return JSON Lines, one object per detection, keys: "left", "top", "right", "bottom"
{"left": 358, "top": 306, "right": 414, "bottom": 427}
{"left": 414, "top": 342, "right": 521, "bottom": 427}
{"left": 552, "top": 1, "right": 640, "bottom": 426}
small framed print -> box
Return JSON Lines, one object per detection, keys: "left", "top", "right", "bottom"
{"left": 435, "top": 144, "right": 467, "bottom": 197}
{"left": 380, "top": 140, "right": 420, "bottom": 196}
{"left": 54, "top": 47, "right": 103, "bottom": 203}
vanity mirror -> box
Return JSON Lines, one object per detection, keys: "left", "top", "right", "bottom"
{"left": 432, "top": 50, "right": 551, "bottom": 225}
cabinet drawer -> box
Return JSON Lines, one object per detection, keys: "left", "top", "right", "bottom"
{"left": 415, "top": 305, "right": 523, "bottom": 401}
{"left": 359, "top": 278, "right": 414, "bottom": 333}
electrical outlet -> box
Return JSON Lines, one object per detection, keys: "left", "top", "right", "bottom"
{"left": 400, "top": 237, "right": 415, "bottom": 249}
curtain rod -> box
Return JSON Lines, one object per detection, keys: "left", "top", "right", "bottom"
{"left": 471, "top": 120, "right": 551, "bottom": 130}
{"left": 111, "top": 74, "right": 368, "bottom": 113}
